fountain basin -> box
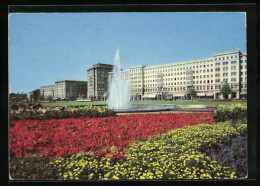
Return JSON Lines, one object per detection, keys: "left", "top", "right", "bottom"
{"left": 112, "top": 104, "right": 180, "bottom": 113}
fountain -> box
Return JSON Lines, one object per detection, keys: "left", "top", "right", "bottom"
{"left": 108, "top": 49, "right": 131, "bottom": 109}
{"left": 108, "top": 49, "right": 179, "bottom": 113}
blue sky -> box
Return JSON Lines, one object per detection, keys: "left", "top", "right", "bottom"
{"left": 9, "top": 12, "right": 246, "bottom": 93}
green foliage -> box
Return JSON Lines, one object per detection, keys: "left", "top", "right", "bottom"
{"left": 10, "top": 155, "right": 58, "bottom": 180}
{"left": 50, "top": 120, "right": 247, "bottom": 180}
{"left": 220, "top": 83, "right": 231, "bottom": 99}
{"left": 9, "top": 106, "right": 116, "bottom": 120}
{"left": 213, "top": 104, "right": 247, "bottom": 122}
{"left": 32, "top": 91, "right": 40, "bottom": 103}
{"left": 39, "top": 95, "right": 44, "bottom": 101}
{"left": 47, "top": 95, "right": 53, "bottom": 101}
{"left": 188, "top": 88, "right": 197, "bottom": 101}
{"left": 80, "top": 94, "right": 86, "bottom": 99}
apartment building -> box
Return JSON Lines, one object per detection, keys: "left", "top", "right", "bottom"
{"left": 39, "top": 80, "right": 88, "bottom": 100}
{"left": 40, "top": 85, "right": 55, "bottom": 99}
{"left": 87, "top": 63, "right": 114, "bottom": 100}
{"left": 53, "top": 80, "right": 88, "bottom": 100}
{"left": 124, "top": 49, "right": 247, "bottom": 100}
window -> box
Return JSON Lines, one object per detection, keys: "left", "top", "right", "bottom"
{"left": 223, "top": 67, "right": 228, "bottom": 71}
{"left": 223, "top": 79, "right": 228, "bottom": 83}
{"left": 215, "top": 68, "right": 220, "bottom": 72}
{"left": 231, "top": 61, "right": 236, "bottom": 64}
{"left": 223, "top": 73, "right": 228, "bottom": 76}
{"left": 231, "top": 66, "right": 237, "bottom": 70}
{"left": 215, "top": 79, "right": 220, "bottom": 83}
{"left": 223, "top": 62, "right": 228, "bottom": 65}
{"left": 215, "top": 73, "right": 220, "bottom": 77}
{"left": 215, "top": 85, "right": 221, "bottom": 89}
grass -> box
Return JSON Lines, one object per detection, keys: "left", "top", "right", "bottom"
{"left": 40, "top": 100, "right": 247, "bottom": 108}
{"left": 132, "top": 100, "right": 247, "bottom": 108}
{"left": 40, "top": 101, "right": 106, "bottom": 107}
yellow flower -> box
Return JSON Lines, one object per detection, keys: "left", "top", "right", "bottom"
{"left": 113, "top": 175, "right": 119, "bottom": 179}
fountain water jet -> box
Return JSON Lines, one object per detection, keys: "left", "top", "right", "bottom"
{"left": 108, "top": 49, "right": 131, "bottom": 109}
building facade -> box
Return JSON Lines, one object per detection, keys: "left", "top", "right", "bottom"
{"left": 39, "top": 81, "right": 88, "bottom": 100}
{"left": 87, "top": 63, "right": 114, "bottom": 100}
{"left": 53, "top": 80, "right": 88, "bottom": 100}
{"left": 116, "top": 49, "right": 247, "bottom": 100}
{"left": 40, "top": 85, "right": 55, "bottom": 99}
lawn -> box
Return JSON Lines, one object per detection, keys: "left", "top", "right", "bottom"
{"left": 41, "top": 100, "right": 247, "bottom": 108}
{"left": 40, "top": 101, "right": 106, "bottom": 107}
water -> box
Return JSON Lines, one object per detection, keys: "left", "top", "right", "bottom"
{"left": 108, "top": 49, "right": 131, "bottom": 109}
{"left": 113, "top": 104, "right": 179, "bottom": 113}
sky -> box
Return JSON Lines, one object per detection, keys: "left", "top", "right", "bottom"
{"left": 9, "top": 12, "right": 246, "bottom": 93}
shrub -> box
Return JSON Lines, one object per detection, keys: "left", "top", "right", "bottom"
{"left": 213, "top": 104, "right": 247, "bottom": 122}
{"left": 9, "top": 106, "right": 116, "bottom": 120}
{"left": 10, "top": 104, "right": 19, "bottom": 110}
{"left": 9, "top": 155, "right": 58, "bottom": 180}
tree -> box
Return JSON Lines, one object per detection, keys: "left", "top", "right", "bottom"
{"left": 220, "top": 82, "right": 231, "bottom": 99}
{"left": 20, "top": 93, "right": 27, "bottom": 103}
{"left": 188, "top": 88, "right": 197, "bottom": 101}
{"left": 32, "top": 90, "right": 40, "bottom": 104}
{"left": 80, "top": 94, "right": 86, "bottom": 100}
{"left": 47, "top": 95, "right": 53, "bottom": 102}
{"left": 39, "top": 94, "right": 44, "bottom": 101}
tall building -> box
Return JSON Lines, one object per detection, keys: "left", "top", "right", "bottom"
{"left": 107, "top": 49, "right": 247, "bottom": 100}
{"left": 87, "top": 63, "right": 114, "bottom": 100}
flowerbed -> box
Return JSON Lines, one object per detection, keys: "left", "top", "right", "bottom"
{"left": 10, "top": 113, "right": 214, "bottom": 160}
{"left": 49, "top": 120, "right": 247, "bottom": 180}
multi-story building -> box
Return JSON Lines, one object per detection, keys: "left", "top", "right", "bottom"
{"left": 87, "top": 63, "right": 113, "bottom": 100}
{"left": 40, "top": 85, "right": 55, "bottom": 99}
{"left": 53, "top": 80, "right": 88, "bottom": 100}
{"left": 39, "top": 80, "right": 88, "bottom": 100}
{"left": 119, "top": 49, "right": 247, "bottom": 100}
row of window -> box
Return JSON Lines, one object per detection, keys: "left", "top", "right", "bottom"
{"left": 134, "top": 84, "right": 247, "bottom": 94}
{"left": 141, "top": 64, "right": 247, "bottom": 77}
{"left": 144, "top": 84, "right": 240, "bottom": 92}
{"left": 214, "top": 55, "right": 237, "bottom": 61}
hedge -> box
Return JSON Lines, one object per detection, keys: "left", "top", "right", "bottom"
{"left": 213, "top": 104, "right": 247, "bottom": 122}
{"left": 9, "top": 106, "right": 116, "bottom": 120}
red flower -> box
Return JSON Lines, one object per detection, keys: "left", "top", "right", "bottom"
{"left": 9, "top": 113, "right": 214, "bottom": 159}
